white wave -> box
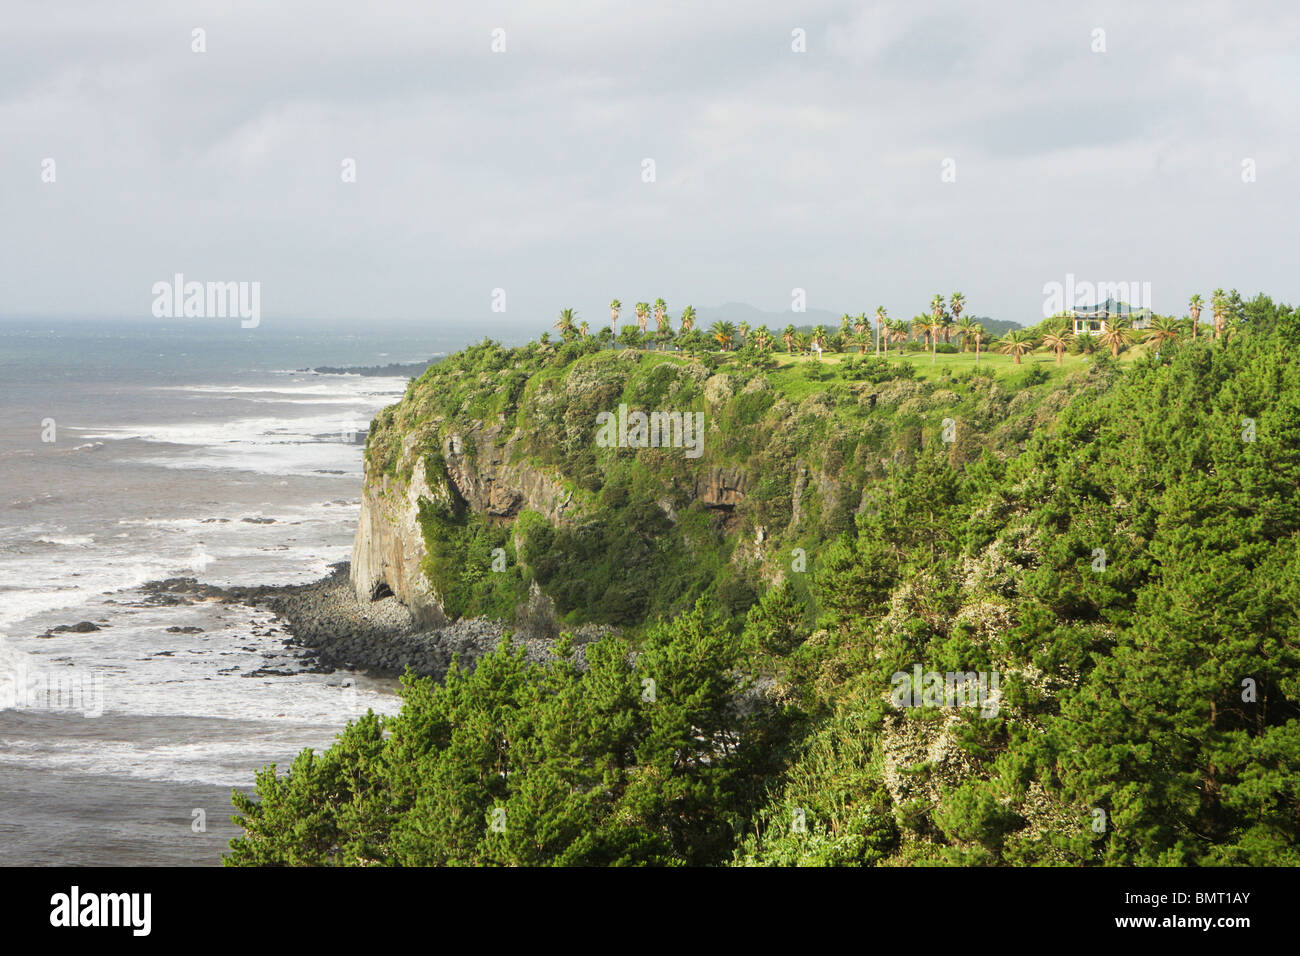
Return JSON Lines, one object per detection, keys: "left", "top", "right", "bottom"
{"left": 64, "top": 369, "right": 405, "bottom": 479}
{"left": 242, "top": 397, "right": 363, "bottom": 405}
{"left": 155, "top": 377, "right": 407, "bottom": 398}
{"left": 0, "top": 601, "right": 401, "bottom": 785}
{"left": 0, "top": 724, "right": 392, "bottom": 786}
{"left": 34, "top": 535, "right": 95, "bottom": 546}
{"left": 0, "top": 554, "right": 229, "bottom": 631}
{"left": 77, "top": 412, "right": 365, "bottom": 446}
{"left": 111, "top": 498, "right": 358, "bottom": 531}
{"left": 185, "top": 546, "right": 216, "bottom": 572}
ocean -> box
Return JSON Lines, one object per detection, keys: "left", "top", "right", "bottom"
{"left": 0, "top": 318, "right": 465, "bottom": 865}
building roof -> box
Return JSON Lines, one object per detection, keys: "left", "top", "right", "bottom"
{"left": 1069, "top": 298, "right": 1152, "bottom": 317}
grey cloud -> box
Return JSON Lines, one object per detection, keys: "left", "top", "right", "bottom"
{"left": 1, "top": 0, "right": 1297, "bottom": 329}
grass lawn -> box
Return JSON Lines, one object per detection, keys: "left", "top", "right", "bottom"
{"left": 609, "top": 341, "right": 1151, "bottom": 405}
{"left": 765, "top": 345, "right": 1146, "bottom": 380}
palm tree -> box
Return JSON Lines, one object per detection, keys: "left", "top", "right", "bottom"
{"left": 1099, "top": 319, "right": 1134, "bottom": 357}
{"left": 737, "top": 321, "right": 750, "bottom": 347}
{"left": 781, "top": 324, "right": 796, "bottom": 352}
{"left": 956, "top": 317, "right": 978, "bottom": 352}
{"left": 793, "top": 331, "right": 811, "bottom": 354}
{"left": 609, "top": 299, "right": 622, "bottom": 334}
{"left": 972, "top": 323, "right": 986, "bottom": 363}
{"left": 950, "top": 292, "right": 965, "bottom": 326}
{"left": 940, "top": 315, "right": 955, "bottom": 345}
{"left": 710, "top": 320, "right": 736, "bottom": 351}
{"left": 1048, "top": 310, "right": 1072, "bottom": 341}
{"left": 635, "top": 301, "right": 650, "bottom": 335}
{"left": 927, "top": 317, "right": 945, "bottom": 363}
{"left": 930, "top": 293, "right": 947, "bottom": 330}
{"left": 653, "top": 305, "right": 673, "bottom": 349}
{"left": 1211, "top": 289, "right": 1226, "bottom": 341}
{"left": 890, "top": 320, "right": 910, "bottom": 357}
{"left": 883, "top": 319, "right": 904, "bottom": 356}
{"left": 811, "top": 325, "right": 828, "bottom": 355}
{"left": 997, "top": 329, "right": 1036, "bottom": 364}
{"left": 1188, "top": 293, "right": 1203, "bottom": 341}
{"left": 554, "top": 308, "right": 578, "bottom": 341}
{"left": 752, "top": 326, "right": 772, "bottom": 352}
{"left": 578, "top": 320, "right": 589, "bottom": 338}
{"left": 1041, "top": 327, "right": 1072, "bottom": 364}
{"left": 874, "top": 306, "right": 888, "bottom": 356}
{"left": 911, "top": 315, "right": 930, "bottom": 347}
{"left": 851, "top": 313, "right": 867, "bottom": 353}
{"left": 653, "top": 298, "right": 668, "bottom": 333}
{"left": 1073, "top": 333, "right": 1099, "bottom": 355}
{"left": 1145, "top": 315, "right": 1180, "bottom": 357}
{"left": 678, "top": 305, "right": 695, "bottom": 333}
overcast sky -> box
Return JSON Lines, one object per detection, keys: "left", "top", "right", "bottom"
{"left": 2, "top": 0, "right": 1297, "bottom": 332}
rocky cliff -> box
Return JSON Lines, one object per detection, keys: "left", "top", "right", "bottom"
{"left": 350, "top": 423, "right": 577, "bottom": 624}
{"left": 351, "top": 446, "right": 445, "bottom": 626}
{"left": 347, "top": 339, "right": 1045, "bottom": 631}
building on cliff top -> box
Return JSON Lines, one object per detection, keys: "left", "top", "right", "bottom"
{"left": 1068, "top": 298, "right": 1153, "bottom": 335}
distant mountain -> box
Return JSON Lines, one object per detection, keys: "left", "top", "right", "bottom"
{"left": 966, "top": 315, "right": 1023, "bottom": 337}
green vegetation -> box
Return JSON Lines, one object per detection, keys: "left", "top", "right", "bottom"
{"left": 367, "top": 321, "right": 1093, "bottom": 629}
{"left": 228, "top": 604, "right": 787, "bottom": 865}
{"left": 416, "top": 496, "right": 517, "bottom": 621}
{"left": 231, "top": 292, "right": 1300, "bottom": 867}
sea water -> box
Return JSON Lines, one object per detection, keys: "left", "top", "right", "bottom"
{"left": 0, "top": 318, "right": 457, "bottom": 864}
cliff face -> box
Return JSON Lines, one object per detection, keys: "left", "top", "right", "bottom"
{"left": 350, "top": 342, "right": 1030, "bottom": 629}
{"left": 693, "top": 465, "right": 748, "bottom": 510}
{"left": 351, "top": 448, "right": 446, "bottom": 627}
{"left": 440, "top": 422, "right": 577, "bottom": 522}
{"left": 351, "top": 424, "right": 577, "bottom": 622}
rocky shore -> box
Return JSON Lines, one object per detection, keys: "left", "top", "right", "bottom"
{"left": 308, "top": 358, "right": 437, "bottom": 377}
{"left": 140, "top": 563, "right": 603, "bottom": 681}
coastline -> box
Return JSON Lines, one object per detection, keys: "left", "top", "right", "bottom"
{"left": 142, "top": 563, "right": 599, "bottom": 682}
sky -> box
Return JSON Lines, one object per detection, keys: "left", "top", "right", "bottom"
{"left": 1, "top": 0, "right": 1297, "bottom": 333}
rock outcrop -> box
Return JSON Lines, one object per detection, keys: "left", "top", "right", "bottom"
{"left": 351, "top": 450, "right": 447, "bottom": 627}
{"left": 350, "top": 422, "right": 576, "bottom": 621}
{"left": 440, "top": 425, "right": 575, "bottom": 522}
{"left": 693, "top": 465, "right": 749, "bottom": 510}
